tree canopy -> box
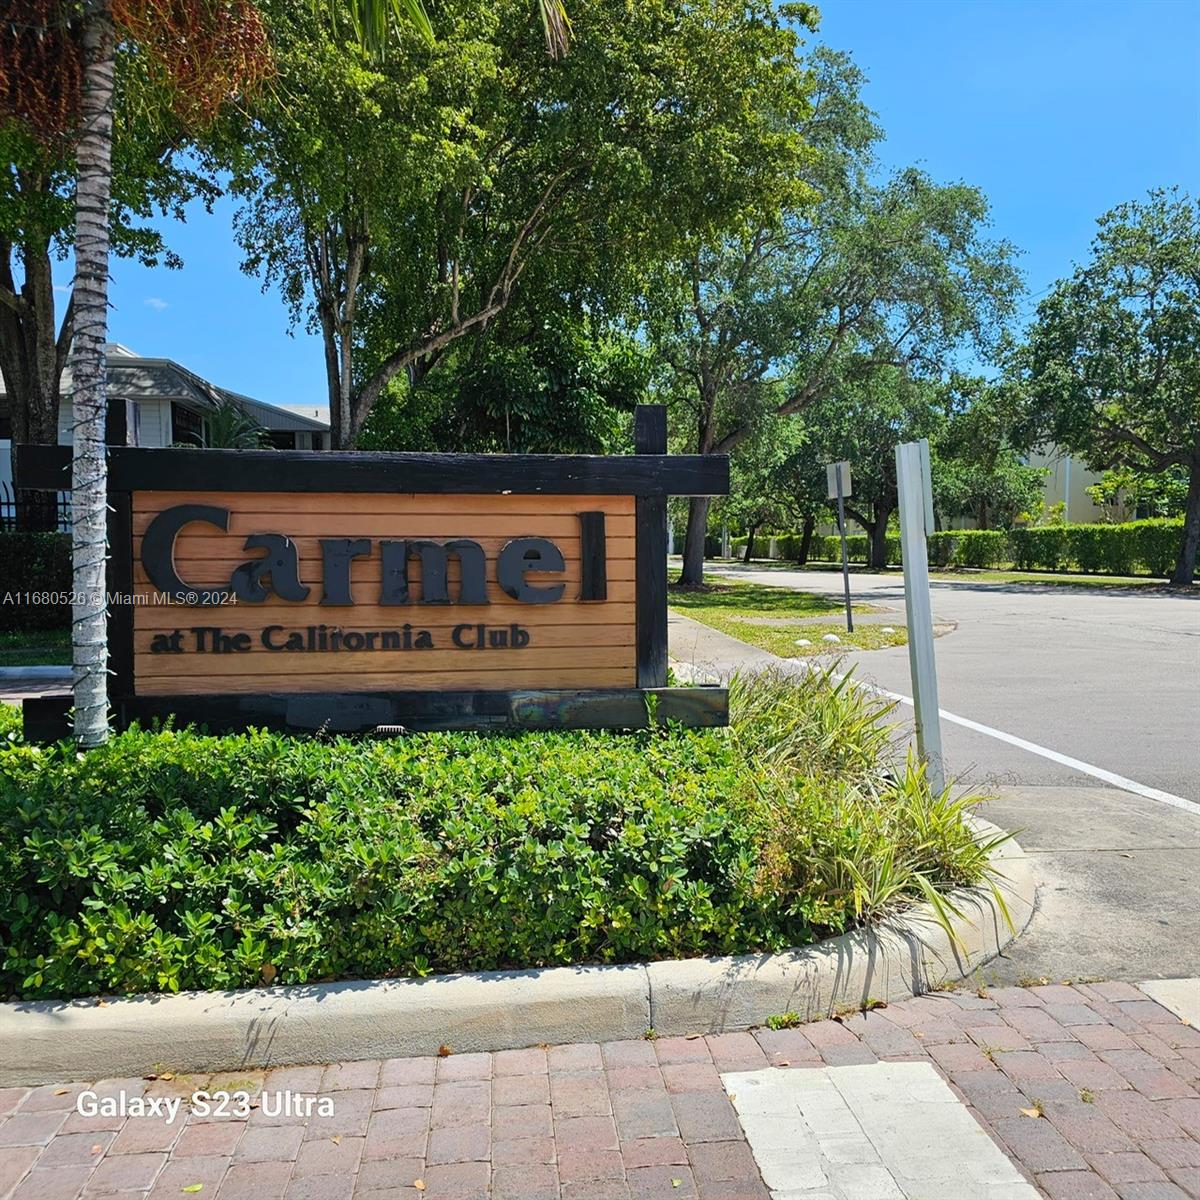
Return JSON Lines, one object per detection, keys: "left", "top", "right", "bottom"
{"left": 1021, "top": 189, "right": 1200, "bottom": 583}
{"left": 229, "top": 0, "right": 817, "bottom": 446}
{"left": 647, "top": 46, "right": 1021, "bottom": 583}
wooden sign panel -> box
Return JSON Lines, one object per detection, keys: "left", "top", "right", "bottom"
{"left": 16, "top": 406, "right": 729, "bottom": 737}
{"left": 131, "top": 492, "right": 636, "bottom": 696}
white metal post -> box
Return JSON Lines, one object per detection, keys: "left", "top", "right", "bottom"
{"left": 895, "top": 438, "right": 945, "bottom": 793}
{"left": 834, "top": 465, "right": 854, "bottom": 633}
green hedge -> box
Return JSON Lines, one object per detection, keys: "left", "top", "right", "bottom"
{"left": 0, "top": 674, "right": 993, "bottom": 1001}
{"left": 1006, "top": 520, "right": 1182, "bottom": 576}
{"left": 926, "top": 530, "right": 1012, "bottom": 570}
{"left": 0, "top": 533, "right": 71, "bottom": 631}
{"left": 735, "top": 519, "right": 1186, "bottom": 578}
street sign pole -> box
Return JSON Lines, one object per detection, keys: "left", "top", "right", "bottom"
{"left": 834, "top": 464, "right": 854, "bottom": 634}
{"left": 895, "top": 438, "right": 945, "bottom": 793}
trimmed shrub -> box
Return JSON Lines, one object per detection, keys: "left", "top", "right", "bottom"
{"left": 0, "top": 533, "right": 71, "bottom": 631}
{"left": 733, "top": 517, "right": 1187, "bottom": 577}
{"left": 1065, "top": 524, "right": 1110, "bottom": 574}
{"left": 0, "top": 673, "right": 995, "bottom": 1001}
{"left": 1008, "top": 526, "right": 1069, "bottom": 571}
{"left": 926, "top": 530, "right": 1009, "bottom": 569}
{"left": 1132, "top": 519, "right": 1183, "bottom": 577}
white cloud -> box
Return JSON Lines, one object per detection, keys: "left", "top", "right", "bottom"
{"left": 144, "top": 297, "right": 169, "bottom": 311}
{"left": 53, "top": 284, "right": 70, "bottom": 295}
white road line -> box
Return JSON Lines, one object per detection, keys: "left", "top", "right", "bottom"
{"left": 669, "top": 622, "right": 1200, "bottom": 817}
{"left": 855, "top": 677, "right": 1200, "bottom": 818}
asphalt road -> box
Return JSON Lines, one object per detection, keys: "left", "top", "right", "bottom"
{"left": 693, "top": 563, "right": 1200, "bottom": 802}
{"left": 669, "top": 564, "right": 1200, "bottom": 982}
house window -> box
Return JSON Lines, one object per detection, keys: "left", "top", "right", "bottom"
{"left": 266, "top": 430, "right": 297, "bottom": 450}
{"left": 171, "top": 403, "right": 205, "bottom": 447}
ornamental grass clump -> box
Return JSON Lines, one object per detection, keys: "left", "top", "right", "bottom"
{"left": 0, "top": 668, "right": 1003, "bottom": 1000}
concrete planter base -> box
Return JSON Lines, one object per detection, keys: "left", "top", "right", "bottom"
{"left": 0, "top": 820, "right": 1034, "bottom": 1086}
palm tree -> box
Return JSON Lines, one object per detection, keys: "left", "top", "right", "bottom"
{"left": 5, "top": 0, "right": 271, "bottom": 745}
{"left": 199, "top": 399, "right": 270, "bottom": 449}
{"left": 69, "top": 0, "right": 117, "bottom": 746}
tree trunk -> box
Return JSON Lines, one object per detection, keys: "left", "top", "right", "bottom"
{"left": 743, "top": 524, "right": 757, "bottom": 564}
{"left": 797, "top": 514, "right": 815, "bottom": 565}
{"left": 679, "top": 495, "right": 712, "bottom": 586}
{"left": 1, "top": 232, "right": 72, "bottom": 530}
{"left": 1172, "top": 445, "right": 1200, "bottom": 586}
{"left": 978, "top": 496, "right": 990, "bottom": 531}
{"left": 69, "top": 0, "right": 116, "bottom": 748}
{"left": 868, "top": 511, "right": 891, "bottom": 569}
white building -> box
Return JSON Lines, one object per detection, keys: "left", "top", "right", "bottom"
{"left": 0, "top": 345, "right": 330, "bottom": 511}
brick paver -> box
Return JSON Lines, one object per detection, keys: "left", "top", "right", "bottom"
{"left": 1, "top": 983, "right": 1197, "bottom": 1198}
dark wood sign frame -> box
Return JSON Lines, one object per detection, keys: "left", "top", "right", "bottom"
{"left": 17, "top": 406, "right": 728, "bottom": 739}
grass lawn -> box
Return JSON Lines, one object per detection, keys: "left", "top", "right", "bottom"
{"left": 708, "top": 557, "right": 1171, "bottom": 590}
{"left": 0, "top": 629, "right": 70, "bottom": 668}
{"left": 670, "top": 579, "right": 907, "bottom": 657}
{"left": 925, "top": 568, "right": 1170, "bottom": 589}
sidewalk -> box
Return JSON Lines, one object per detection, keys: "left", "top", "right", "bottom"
{"left": 2, "top": 980, "right": 1197, "bottom": 1200}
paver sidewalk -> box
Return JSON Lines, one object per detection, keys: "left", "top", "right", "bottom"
{"left": 1, "top": 981, "right": 1198, "bottom": 1200}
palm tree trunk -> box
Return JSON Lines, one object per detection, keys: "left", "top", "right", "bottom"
{"left": 70, "top": 0, "right": 116, "bottom": 747}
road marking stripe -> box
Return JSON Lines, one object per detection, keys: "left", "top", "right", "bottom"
{"left": 668, "top": 615, "right": 1200, "bottom": 817}
{"left": 856, "top": 678, "right": 1200, "bottom": 818}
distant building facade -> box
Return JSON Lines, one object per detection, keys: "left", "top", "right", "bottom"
{"left": 0, "top": 346, "right": 330, "bottom": 515}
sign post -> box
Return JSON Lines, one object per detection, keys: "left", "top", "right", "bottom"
{"left": 826, "top": 461, "right": 854, "bottom": 633}
{"left": 894, "top": 438, "right": 945, "bottom": 793}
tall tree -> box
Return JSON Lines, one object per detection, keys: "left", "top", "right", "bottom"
{"left": 69, "top": 0, "right": 119, "bottom": 746}
{"left": 1021, "top": 189, "right": 1200, "bottom": 584}
{"left": 358, "top": 309, "right": 649, "bottom": 453}
{"left": 799, "top": 367, "right": 945, "bottom": 568}
{"left": 712, "top": 403, "right": 807, "bottom": 563}
{"left": 1, "top": 0, "right": 270, "bottom": 744}
{"left": 0, "top": 33, "right": 218, "bottom": 528}
{"left": 933, "top": 376, "right": 1045, "bottom": 530}
{"left": 649, "top": 48, "right": 1020, "bottom": 584}
{"left": 234, "top": 0, "right": 814, "bottom": 447}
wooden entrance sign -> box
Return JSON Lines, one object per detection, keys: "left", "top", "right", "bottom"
{"left": 16, "top": 406, "right": 728, "bottom": 737}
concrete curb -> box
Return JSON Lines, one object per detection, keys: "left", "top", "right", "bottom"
{"left": 0, "top": 820, "right": 1033, "bottom": 1086}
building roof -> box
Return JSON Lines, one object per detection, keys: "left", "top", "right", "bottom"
{"left": 0, "top": 346, "right": 330, "bottom": 434}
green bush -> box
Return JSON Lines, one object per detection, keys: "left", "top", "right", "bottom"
{"left": 1009, "top": 526, "right": 1064, "bottom": 571}
{"left": 1004, "top": 519, "right": 1186, "bottom": 577}
{"left": 739, "top": 518, "right": 1187, "bottom": 577}
{"left": 0, "top": 532, "right": 71, "bottom": 632}
{"left": 0, "top": 672, "right": 996, "bottom": 1001}
{"left": 1131, "top": 519, "right": 1183, "bottom": 577}
{"left": 926, "top": 530, "right": 1009, "bottom": 569}
{"left": 1065, "top": 525, "right": 1110, "bottom": 574}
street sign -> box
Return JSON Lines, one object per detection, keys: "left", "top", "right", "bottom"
{"left": 826, "top": 461, "right": 852, "bottom": 501}
{"left": 826, "top": 461, "right": 854, "bottom": 633}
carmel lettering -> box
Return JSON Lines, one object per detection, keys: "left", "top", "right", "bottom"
{"left": 140, "top": 506, "right": 608, "bottom": 607}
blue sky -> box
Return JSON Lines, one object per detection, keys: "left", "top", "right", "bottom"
{"left": 76, "top": 0, "right": 1200, "bottom": 412}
